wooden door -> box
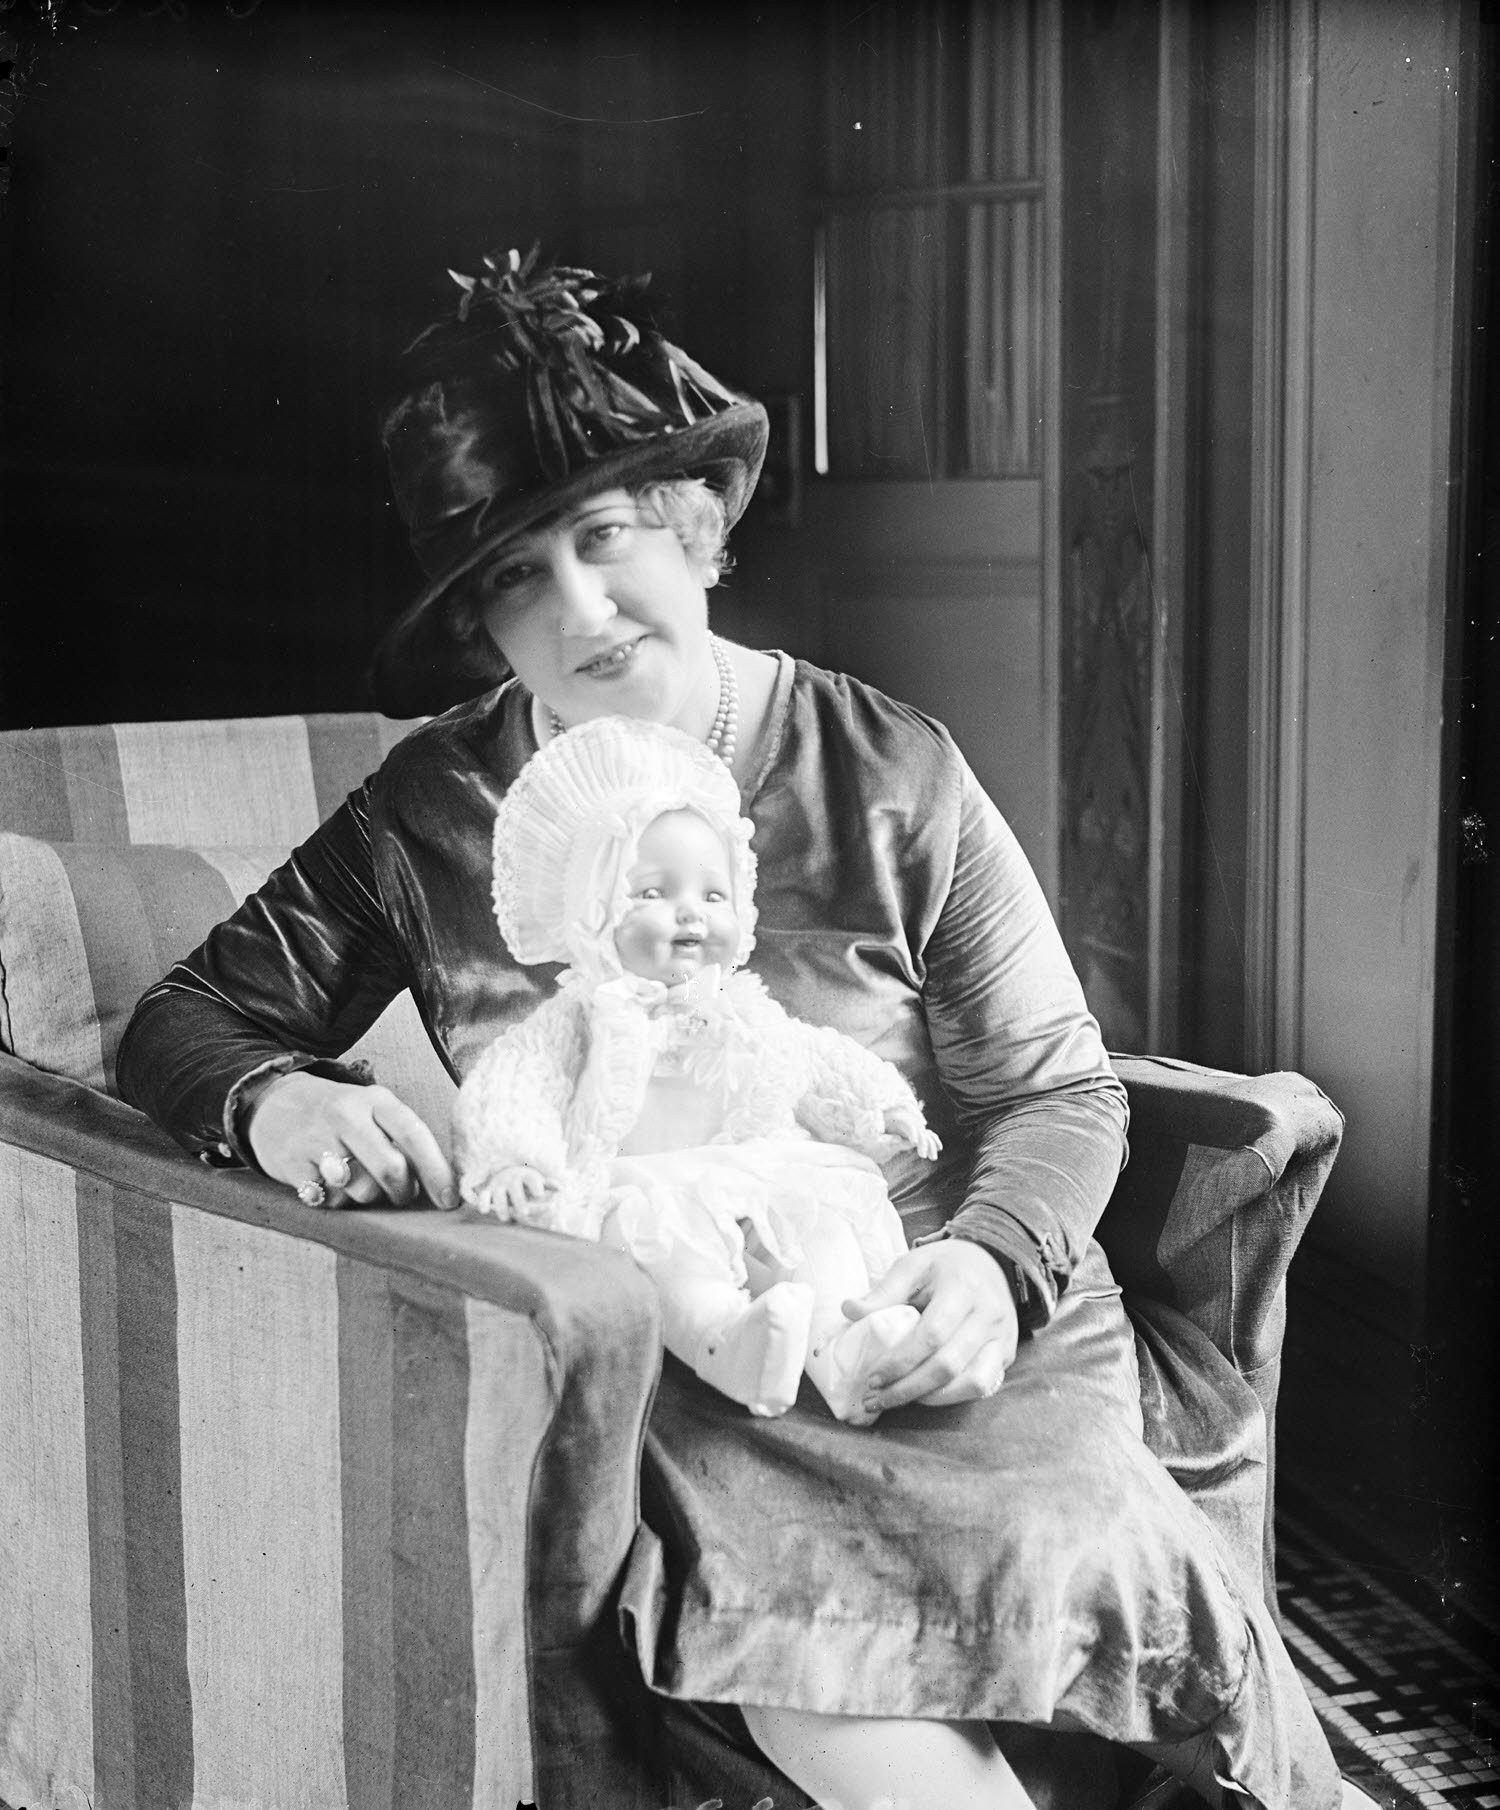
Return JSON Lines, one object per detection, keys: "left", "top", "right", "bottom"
{"left": 761, "top": 0, "right": 1061, "bottom": 899}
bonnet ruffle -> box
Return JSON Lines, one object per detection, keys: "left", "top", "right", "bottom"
{"left": 491, "top": 716, "right": 757, "bottom": 986}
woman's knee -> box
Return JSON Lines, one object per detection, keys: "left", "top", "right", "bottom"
{"left": 741, "top": 1705, "right": 1034, "bottom": 1809}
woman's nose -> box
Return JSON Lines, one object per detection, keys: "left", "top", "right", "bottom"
{"left": 551, "top": 554, "right": 617, "bottom": 636}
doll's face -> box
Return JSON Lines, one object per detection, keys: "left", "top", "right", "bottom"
{"left": 614, "top": 809, "right": 742, "bottom": 986}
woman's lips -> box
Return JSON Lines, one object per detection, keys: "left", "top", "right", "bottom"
{"left": 575, "top": 637, "right": 643, "bottom": 678}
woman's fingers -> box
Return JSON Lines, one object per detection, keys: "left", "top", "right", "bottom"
{"left": 849, "top": 1241, "right": 1020, "bottom": 1414}
{"left": 338, "top": 1089, "right": 455, "bottom": 1207}
{"left": 907, "top": 1335, "right": 1012, "bottom": 1408}
{"left": 842, "top": 1248, "right": 933, "bottom": 1321}
{"left": 861, "top": 1308, "right": 994, "bottom": 1413}
{"left": 247, "top": 1071, "right": 456, "bottom": 1210}
{"left": 339, "top": 1160, "right": 383, "bottom": 1207}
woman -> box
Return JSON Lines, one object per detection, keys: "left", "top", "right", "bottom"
{"left": 118, "top": 247, "right": 1350, "bottom": 1810}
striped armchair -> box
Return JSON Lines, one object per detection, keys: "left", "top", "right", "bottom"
{"left": 0, "top": 714, "right": 1342, "bottom": 1810}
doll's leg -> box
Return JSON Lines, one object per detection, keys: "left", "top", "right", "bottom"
{"left": 742, "top": 1705, "right": 1036, "bottom": 1810}
{"left": 690, "top": 1278, "right": 816, "bottom": 1417}
{"left": 791, "top": 1216, "right": 919, "bottom": 1426}
{"left": 601, "top": 1211, "right": 814, "bottom": 1417}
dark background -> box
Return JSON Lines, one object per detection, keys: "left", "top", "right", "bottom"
{"left": 0, "top": 1, "right": 818, "bottom": 725}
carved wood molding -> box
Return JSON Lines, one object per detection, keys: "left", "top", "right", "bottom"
{"left": 1245, "top": 0, "right": 1317, "bottom": 1074}
{"left": 1057, "top": 0, "right": 1160, "bottom": 1054}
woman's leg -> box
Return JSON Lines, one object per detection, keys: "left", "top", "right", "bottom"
{"left": 741, "top": 1706, "right": 1036, "bottom": 1810}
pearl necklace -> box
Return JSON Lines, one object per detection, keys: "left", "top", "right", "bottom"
{"left": 547, "top": 635, "right": 739, "bottom": 770}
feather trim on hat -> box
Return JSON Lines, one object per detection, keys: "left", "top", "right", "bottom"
{"left": 411, "top": 244, "right": 741, "bottom": 481}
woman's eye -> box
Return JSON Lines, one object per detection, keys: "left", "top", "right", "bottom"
{"left": 486, "top": 561, "right": 535, "bottom": 594}
{"left": 583, "top": 521, "right": 628, "bottom": 553}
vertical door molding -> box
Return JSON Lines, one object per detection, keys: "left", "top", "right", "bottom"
{"left": 1245, "top": 0, "right": 1317, "bottom": 1074}
{"left": 1147, "top": 0, "right": 1192, "bottom": 1054}
{"left": 1040, "top": 0, "right": 1064, "bottom": 910}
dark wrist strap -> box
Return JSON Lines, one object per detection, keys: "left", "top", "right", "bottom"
{"left": 967, "top": 1241, "right": 1048, "bottom": 1335}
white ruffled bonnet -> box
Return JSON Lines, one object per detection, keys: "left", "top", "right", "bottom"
{"left": 491, "top": 716, "right": 758, "bottom": 983}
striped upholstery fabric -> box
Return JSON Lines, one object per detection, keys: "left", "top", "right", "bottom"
{"left": 1103, "top": 1056, "right": 1343, "bottom": 1397}
{"left": 0, "top": 1059, "right": 663, "bottom": 1810}
{"left": 0, "top": 714, "right": 418, "bottom": 845}
{"left": 1102, "top": 1054, "right": 1344, "bottom": 1604}
{"left": 0, "top": 712, "right": 673, "bottom": 1810}
{"left": 0, "top": 715, "right": 456, "bottom": 1136}
{"left": 0, "top": 837, "right": 300, "bottom": 1094}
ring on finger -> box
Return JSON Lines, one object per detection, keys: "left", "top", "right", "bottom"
{"left": 317, "top": 1149, "right": 354, "bottom": 1191}
{"left": 296, "top": 1178, "right": 328, "bottom": 1209}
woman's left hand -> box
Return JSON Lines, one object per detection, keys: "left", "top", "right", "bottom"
{"left": 842, "top": 1240, "right": 1020, "bottom": 1414}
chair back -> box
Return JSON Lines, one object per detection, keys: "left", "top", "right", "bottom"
{"left": 0, "top": 714, "right": 458, "bottom": 1132}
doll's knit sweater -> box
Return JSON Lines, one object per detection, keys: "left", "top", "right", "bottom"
{"left": 454, "top": 968, "right": 926, "bottom": 1236}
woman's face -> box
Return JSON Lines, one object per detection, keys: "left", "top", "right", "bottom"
{"left": 614, "top": 809, "right": 742, "bottom": 987}
{"left": 478, "top": 488, "right": 715, "bottom": 727}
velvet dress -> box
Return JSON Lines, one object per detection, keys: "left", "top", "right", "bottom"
{"left": 117, "top": 655, "right": 1340, "bottom": 1808}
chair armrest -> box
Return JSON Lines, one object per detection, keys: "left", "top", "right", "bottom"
{"left": 0, "top": 1050, "right": 662, "bottom": 1808}
{"left": 1098, "top": 1055, "right": 1343, "bottom": 1387}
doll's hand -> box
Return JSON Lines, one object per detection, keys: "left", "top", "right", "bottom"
{"left": 842, "top": 1240, "right": 1018, "bottom": 1414}
{"left": 474, "top": 1165, "right": 556, "bottom": 1220}
{"left": 882, "top": 1103, "right": 942, "bottom": 1162}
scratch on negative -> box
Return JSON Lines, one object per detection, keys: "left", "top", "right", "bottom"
{"left": 430, "top": 60, "right": 709, "bottom": 126}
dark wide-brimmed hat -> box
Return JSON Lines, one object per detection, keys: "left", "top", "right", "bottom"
{"left": 370, "top": 245, "right": 769, "bottom": 716}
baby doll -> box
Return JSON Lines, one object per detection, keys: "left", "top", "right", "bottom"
{"left": 453, "top": 716, "right": 941, "bottom": 1423}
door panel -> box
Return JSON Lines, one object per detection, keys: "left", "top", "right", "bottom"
{"left": 820, "top": 556, "right": 1049, "bottom": 886}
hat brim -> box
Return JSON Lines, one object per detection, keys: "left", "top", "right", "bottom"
{"left": 371, "top": 401, "right": 769, "bottom": 716}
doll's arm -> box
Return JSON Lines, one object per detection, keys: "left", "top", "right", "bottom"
{"left": 789, "top": 1017, "right": 940, "bottom": 1159}
{"left": 453, "top": 994, "right": 581, "bottom": 1216}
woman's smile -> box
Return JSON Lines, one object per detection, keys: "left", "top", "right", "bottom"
{"left": 574, "top": 635, "right": 647, "bottom": 679}
{"left": 477, "top": 489, "right": 716, "bottom": 731}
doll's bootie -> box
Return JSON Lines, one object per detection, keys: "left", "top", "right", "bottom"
{"left": 696, "top": 1281, "right": 816, "bottom": 1417}
{"left": 808, "top": 1304, "right": 921, "bottom": 1426}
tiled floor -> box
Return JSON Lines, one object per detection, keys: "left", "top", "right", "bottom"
{"left": 1278, "top": 1508, "right": 1500, "bottom": 1810}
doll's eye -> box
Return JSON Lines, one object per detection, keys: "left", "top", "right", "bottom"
{"left": 705, "top": 889, "right": 728, "bottom": 903}
{"left": 633, "top": 885, "right": 663, "bottom": 900}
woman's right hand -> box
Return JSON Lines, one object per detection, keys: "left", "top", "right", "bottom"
{"left": 246, "top": 1070, "right": 457, "bottom": 1210}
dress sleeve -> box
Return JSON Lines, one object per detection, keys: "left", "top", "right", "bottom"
{"left": 919, "top": 757, "right": 1129, "bottom": 1328}
{"left": 115, "top": 784, "right": 411, "bottom": 1163}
